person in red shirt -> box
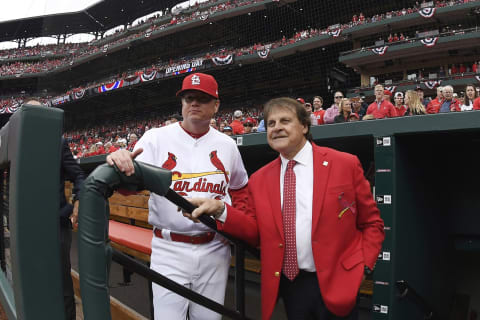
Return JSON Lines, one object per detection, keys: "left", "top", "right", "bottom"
{"left": 312, "top": 96, "right": 325, "bottom": 125}
{"left": 459, "top": 63, "right": 466, "bottom": 74}
{"left": 230, "top": 110, "right": 245, "bottom": 135}
{"left": 365, "top": 85, "right": 395, "bottom": 119}
{"left": 474, "top": 96, "right": 480, "bottom": 110}
{"left": 427, "top": 85, "right": 460, "bottom": 113}
{"left": 451, "top": 64, "right": 458, "bottom": 75}
{"left": 392, "top": 92, "right": 407, "bottom": 117}
{"left": 426, "top": 86, "right": 444, "bottom": 113}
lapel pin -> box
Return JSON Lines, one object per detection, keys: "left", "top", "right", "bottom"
{"left": 323, "top": 161, "right": 328, "bottom": 166}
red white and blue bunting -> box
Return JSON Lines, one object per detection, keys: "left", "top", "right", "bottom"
{"left": 420, "top": 37, "right": 438, "bottom": 47}
{"left": 72, "top": 89, "right": 85, "bottom": 100}
{"left": 257, "top": 47, "right": 270, "bottom": 59}
{"left": 141, "top": 70, "right": 157, "bottom": 82}
{"left": 212, "top": 55, "right": 233, "bottom": 66}
{"left": 174, "top": 67, "right": 196, "bottom": 75}
{"left": 0, "top": 103, "right": 20, "bottom": 114}
{"left": 384, "top": 86, "right": 397, "bottom": 94}
{"left": 328, "top": 29, "right": 342, "bottom": 38}
{"left": 371, "top": 46, "right": 388, "bottom": 55}
{"left": 423, "top": 80, "right": 441, "bottom": 89}
{"left": 123, "top": 75, "right": 141, "bottom": 86}
{"left": 419, "top": 7, "right": 436, "bottom": 18}
{"left": 98, "top": 80, "right": 124, "bottom": 93}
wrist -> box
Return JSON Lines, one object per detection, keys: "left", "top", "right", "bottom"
{"left": 214, "top": 201, "right": 225, "bottom": 219}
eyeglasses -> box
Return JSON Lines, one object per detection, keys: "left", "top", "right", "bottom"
{"left": 335, "top": 96, "right": 343, "bottom": 99}
{"left": 182, "top": 94, "right": 214, "bottom": 104}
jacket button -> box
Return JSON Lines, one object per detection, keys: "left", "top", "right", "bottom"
{"left": 278, "top": 243, "right": 283, "bottom": 248}
{"left": 274, "top": 272, "right": 280, "bottom": 277}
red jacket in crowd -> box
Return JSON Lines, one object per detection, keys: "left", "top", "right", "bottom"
{"left": 366, "top": 100, "right": 395, "bottom": 119}
{"left": 313, "top": 110, "right": 325, "bottom": 125}
{"left": 474, "top": 97, "right": 480, "bottom": 110}
{"left": 392, "top": 105, "right": 408, "bottom": 117}
{"left": 426, "top": 98, "right": 460, "bottom": 113}
{"left": 230, "top": 119, "right": 245, "bottom": 135}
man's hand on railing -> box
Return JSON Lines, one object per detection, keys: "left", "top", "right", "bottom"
{"left": 106, "top": 148, "right": 143, "bottom": 176}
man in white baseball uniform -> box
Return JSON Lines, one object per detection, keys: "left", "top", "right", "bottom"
{"left": 107, "top": 73, "right": 249, "bottom": 319}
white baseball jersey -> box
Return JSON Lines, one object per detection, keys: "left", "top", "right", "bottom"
{"left": 134, "top": 122, "right": 248, "bottom": 233}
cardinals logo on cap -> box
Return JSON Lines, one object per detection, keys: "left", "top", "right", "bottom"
{"left": 191, "top": 75, "right": 201, "bottom": 85}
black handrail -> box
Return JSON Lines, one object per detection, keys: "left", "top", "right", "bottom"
{"left": 396, "top": 280, "right": 441, "bottom": 320}
{"left": 112, "top": 249, "right": 253, "bottom": 320}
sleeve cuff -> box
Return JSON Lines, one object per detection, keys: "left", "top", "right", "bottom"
{"left": 216, "top": 204, "right": 228, "bottom": 223}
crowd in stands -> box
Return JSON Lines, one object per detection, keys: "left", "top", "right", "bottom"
{"left": 63, "top": 83, "right": 480, "bottom": 158}
{"left": 1, "top": 0, "right": 475, "bottom": 82}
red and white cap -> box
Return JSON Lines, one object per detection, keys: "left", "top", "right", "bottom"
{"left": 176, "top": 73, "right": 219, "bottom": 98}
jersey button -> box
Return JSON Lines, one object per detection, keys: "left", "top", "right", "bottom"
{"left": 278, "top": 243, "right": 283, "bottom": 248}
{"left": 274, "top": 272, "right": 280, "bottom": 277}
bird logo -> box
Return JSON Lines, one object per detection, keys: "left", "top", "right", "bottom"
{"left": 209, "top": 150, "right": 229, "bottom": 184}
{"left": 161, "top": 152, "right": 177, "bottom": 170}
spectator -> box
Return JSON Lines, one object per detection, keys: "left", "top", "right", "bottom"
{"left": 461, "top": 84, "right": 477, "bottom": 111}
{"left": 392, "top": 92, "right": 407, "bottom": 117}
{"left": 474, "top": 92, "right": 480, "bottom": 110}
{"left": 243, "top": 119, "right": 254, "bottom": 134}
{"left": 365, "top": 85, "right": 395, "bottom": 119}
{"left": 127, "top": 133, "right": 138, "bottom": 151}
{"left": 223, "top": 126, "right": 233, "bottom": 136}
{"left": 334, "top": 98, "right": 353, "bottom": 123}
{"left": 415, "top": 86, "right": 429, "bottom": 107}
{"left": 323, "top": 91, "right": 344, "bottom": 124}
{"left": 352, "top": 96, "right": 367, "bottom": 118}
{"left": 210, "top": 118, "right": 218, "bottom": 129}
{"left": 428, "top": 85, "right": 460, "bottom": 113}
{"left": 404, "top": 90, "right": 426, "bottom": 116}
{"left": 383, "top": 90, "right": 392, "bottom": 103}
{"left": 230, "top": 110, "right": 245, "bottom": 135}
{"left": 256, "top": 119, "right": 266, "bottom": 132}
{"left": 426, "top": 86, "right": 444, "bottom": 114}
{"left": 312, "top": 96, "right": 325, "bottom": 125}
{"left": 303, "top": 101, "right": 317, "bottom": 125}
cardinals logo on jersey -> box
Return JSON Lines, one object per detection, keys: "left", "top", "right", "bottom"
{"left": 209, "top": 150, "right": 229, "bottom": 184}
{"left": 161, "top": 152, "right": 177, "bottom": 170}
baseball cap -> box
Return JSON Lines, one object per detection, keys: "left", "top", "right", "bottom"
{"left": 223, "top": 126, "right": 233, "bottom": 131}
{"left": 415, "top": 86, "right": 424, "bottom": 92}
{"left": 349, "top": 113, "right": 360, "bottom": 119}
{"left": 383, "top": 90, "right": 392, "bottom": 96}
{"left": 176, "top": 73, "right": 219, "bottom": 98}
{"left": 394, "top": 92, "right": 403, "bottom": 98}
{"left": 296, "top": 98, "right": 305, "bottom": 104}
{"left": 234, "top": 110, "right": 243, "bottom": 118}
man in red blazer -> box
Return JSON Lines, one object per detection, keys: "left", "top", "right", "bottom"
{"left": 188, "top": 97, "right": 385, "bottom": 319}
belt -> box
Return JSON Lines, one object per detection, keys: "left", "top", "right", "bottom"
{"left": 154, "top": 228, "right": 215, "bottom": 245}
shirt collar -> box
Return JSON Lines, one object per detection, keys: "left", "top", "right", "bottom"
{"left": 280, "top": 141, "right": 312, "bottom": 168}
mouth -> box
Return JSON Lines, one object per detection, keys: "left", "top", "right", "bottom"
{"left": 272, "top": 135, "right": 288, "bottom": 140}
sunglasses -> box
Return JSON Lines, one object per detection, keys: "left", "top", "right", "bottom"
{"left": 335, "top": 96, "right": 343, "bottom": 99}
{"left": 243, "top": 123, "right": 253, "bottom": 127}
{"left": 182, "top": 94, "right": 214, "bottom": 104}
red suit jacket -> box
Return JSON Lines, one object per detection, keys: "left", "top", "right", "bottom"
{"left": 218, "top": 143, "right": 384, "bottom": 319}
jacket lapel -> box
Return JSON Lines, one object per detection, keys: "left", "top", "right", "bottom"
{"left": 312, "top": 144, "right": 331, "bottom": 234}
{"left": 267, "top": 157, "right": 284, "bottom": 241}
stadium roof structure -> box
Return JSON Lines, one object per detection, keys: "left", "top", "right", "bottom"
{"left": 0, "top": 0, "right": 180, "bottom": 43}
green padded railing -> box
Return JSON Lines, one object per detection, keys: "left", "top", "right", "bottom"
{"left": 0, "top": 104, "right": 64, "bottom": 320}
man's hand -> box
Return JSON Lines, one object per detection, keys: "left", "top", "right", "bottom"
{"left": 70, "top": 200, "right": 79, "bottom": 226}
{"left": 106, "top": 148, "right": 143, "bottom": 176}
{"left": 182, "top": 198, "right": 225, "bottom": 221}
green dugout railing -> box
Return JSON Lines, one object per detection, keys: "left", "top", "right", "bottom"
{"left": 0, "top": 105, "right": 64, "bottom": 319}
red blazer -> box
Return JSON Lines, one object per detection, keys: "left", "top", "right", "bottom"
{"left": 218, "top": 144, "right": 385, "bottom": 319}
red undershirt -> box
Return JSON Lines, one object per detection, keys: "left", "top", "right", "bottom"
{"left": 179, "top": 122, "right": 209, "bottom": 139}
